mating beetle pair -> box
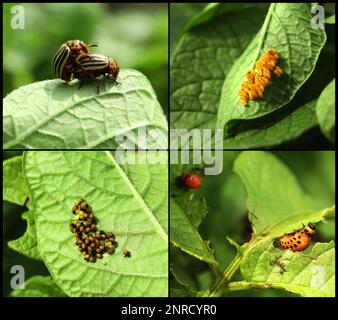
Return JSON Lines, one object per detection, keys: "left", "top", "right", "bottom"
{"left": 52, "top": 39, "right": 119, "bottom": 86}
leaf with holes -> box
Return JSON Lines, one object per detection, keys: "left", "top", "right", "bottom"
{"left": 23, "top": 151, "right": 168, "bottom": 297}
{"left": 3, "top": 70, "right": 167, "bottom": 149}
{"left": 170, "top": 163, "right": 217, "bottom": 266}
{"left": 240, "top": 238, "right": 335, "bottom": 297}
{"left": 8, "top": 210, "right": 41, "bottom": 260}
{"left": 217, "top": 3, "right": 326, "bottom": 137}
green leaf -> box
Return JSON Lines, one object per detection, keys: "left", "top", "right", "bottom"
{"left": 170, "top": 3, "right": 207, "bottom": 55}
{"left": 169, "top": 161, "right": 217, "bottom": 266}
{"left": 170, "top": 7, "right": 268, "bottom": 139}
{"left": 23, "top": 151, "right": 168, "bottom": 297}
{"left": 10, "top": 276, "right": 67, "bottom": 297}
{"left": 325, "top": 15, "right": 335, "bottom": 24}
{"left": 316, "top": 79, "right": 335, "bottom": 144}
{"left": 183, "top": 3, "right": 267, "bottom": 32}
{"left": 223, "top": 100, "right": 318, "bottom": 148}
{"left": 4, "top": 70, "right": 168, "bottom": 149}
{"left": 233, "top": 151, "right": 315, "bottom": 235}
{"left": 240, "top": 238, "right": 335, "bottom": 297}
{"left": 170, "top": 199, "right": 217, "bottom": 266}
{"left": 170, "top": 271, "right": 209, "bottom": 297}
{"left": 8, "top": 210, "right": 41, "bottom": 260}
{"left": 3, "top": 156, "right": 29, "bottom": 206}
{"left": 217, "top": 3, "right": 327, "bottom": 136}
{"left": 324, "top": 3, "right": 335, "bottom": 24}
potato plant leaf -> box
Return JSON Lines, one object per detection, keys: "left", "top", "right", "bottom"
{"left": 183, "top": 3, "right": 268, "bottom": 33}
{"left": 170, "top": 271, "right": 209, "bottom": 297}
{"left": 3, "top": 156, "right": 29, "bottom": 206}
{"left": 23, "top": 151, "right": 168, "bottom": 297}
{"left": 233, "top": 151, "right": 317, "bottom": 235}
{"left": 10, "top": 276, "right": 66, "bottom": 297}
{"left": 316, "top": 79, "right": 335, "bottom": 144}
{"left": 217, "top": 3, "right": 327, "bottom": 137}
{"left": 170, "top": 7, "right": 268, "bottom": 139}
{"left": 8, "top": 210, "right": 41, "bottom": 260}
{"left": 240, "top": 239, "right": 335, "bottom": 297}
{"left": 3, "top": 70, "right": 167, "bottom": 149}
{"left": 170, "top": 163, "right": 217, "bottom": 266}
{"left": 223, "top": 100, "right": 318, "bottom": 148}
{"left": 170, "top": 199, "right": 217, "bottom": 266}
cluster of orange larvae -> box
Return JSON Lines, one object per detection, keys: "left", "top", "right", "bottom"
{"left": 239, "top": 48, "right": 283, "bottom": 106}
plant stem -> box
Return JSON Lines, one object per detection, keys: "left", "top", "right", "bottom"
{"left": 209, "top": 237, "right": 260, "bottom": 297}
{"left": 209, "top": 253, "right": 242, "bottom": 297}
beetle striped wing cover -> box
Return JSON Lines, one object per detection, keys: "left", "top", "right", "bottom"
{"left": 77, "top": 54, "right": 109, "bottom": 71}
{"left": 52, "top": 44, "right": 71, "bottom": 79}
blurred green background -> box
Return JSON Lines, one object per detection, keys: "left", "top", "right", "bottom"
{"left": 3, "top": 3, "right": 168, "bottom": 115}
{"left": 170, "top": 151, "right": 335, "bottom": 297}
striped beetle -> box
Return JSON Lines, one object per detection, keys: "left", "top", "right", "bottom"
{"left": 52, "top": 40, "right": 97, "bottom": 81}
{"left": 74, "top": 53, "right": 120, "bottom": 84}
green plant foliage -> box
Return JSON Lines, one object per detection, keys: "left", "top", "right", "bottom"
{"left": 233, "top": 151, "right": 315, "bottom": 235}
{"left": 170, "top": 3, "right": 207, "bottom": 55}
{"left": 170, "top": 6, "right": 267, "bottom": 136}
{"left": 170, "top": 3, "right": 334, "bottom": 148}
{"left": 3, "top": 70, "right": 167, "bottom": 149}
{"left": 170, "top": 199, "right": 217, "bottom": 266}
{"left": 316, "top": 79, "right": 335, "bottom": 144}
{"left": 3, "top": 4, "right": 168, "bottom": 115}
{"left": 217, "top": 3, "right": 326, "bottom": 135}
{"left": 223, "top": 100, "right": 318, "bottom": 148}
{"left": 170, "top": 161, "right": 218, "bottom": 266}
{"left": 170, "top": 151, "right": 335, "bottom": 297}
{"left": 10, "top": 276, "right": 67, "bottom": 297}
{"left": 5, "top": 151, "right": 168, "bottom": 297}
{"left": 240, "top": 239, "right": 335, "bottom": 297}
{"left": 8, "top": 210, "right": 41, "bottom": 261}
{"left": 3, "top": 156, "right": 29, "bottom": 205}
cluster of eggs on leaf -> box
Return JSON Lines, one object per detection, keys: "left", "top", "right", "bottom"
{"left": 239, "top": 48, "right": 283, "bottom": 106}
{"left": 70, "top": 199, "right": 117, "bottom": 262}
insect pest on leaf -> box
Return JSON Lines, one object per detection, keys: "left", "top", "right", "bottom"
{"left": 239, "top": 48, "right": 283, "bottom": 107}
{"left": 74, "top": 53, "right": 120, "bottom": 94}
{"left": 52, "top": 40, "right": 97, "bottom": 82}
{"left": 279, "top": 223, "right": 316, "bottom": 252}
{"left": 123, "top": 249, "right": 131, "bottom": 258}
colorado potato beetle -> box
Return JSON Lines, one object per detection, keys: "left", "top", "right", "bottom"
{"left": 52, "top": 40, "right": 97, "bottom": 81}
{"left": 279, "top": 223, "right": 315, "bottom": 252}
{"left": 74, "top": 53, "right": 120, "bottom": 83}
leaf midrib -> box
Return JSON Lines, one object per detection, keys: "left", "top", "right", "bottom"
{"left": 105, "top": 151, "right": 168, "bottom": 243}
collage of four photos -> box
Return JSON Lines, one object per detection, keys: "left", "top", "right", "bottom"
{"left": 2, "top": 3, "right": 335, "bottom": 299}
